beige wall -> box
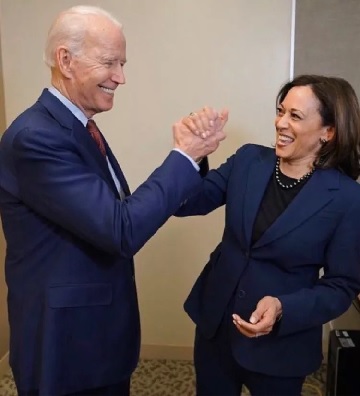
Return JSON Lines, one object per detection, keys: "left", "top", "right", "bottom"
{"left": 0, "top": 2, "right": 10, "bottom": 363}
{"left": 0, "top": 0, "right": 292, "bottom": 352}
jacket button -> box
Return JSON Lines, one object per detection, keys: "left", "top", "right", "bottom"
{"left": 238, "top": 290, "right": 246, "bottom": 298}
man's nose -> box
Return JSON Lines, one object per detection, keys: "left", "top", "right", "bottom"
{"left": 113, "top": 65, "right": 126, "bottom": 85}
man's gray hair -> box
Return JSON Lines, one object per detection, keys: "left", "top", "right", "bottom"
{"left": 44, "top": 5, "right": 122, "bottom": 68}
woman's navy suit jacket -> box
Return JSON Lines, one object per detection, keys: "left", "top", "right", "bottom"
{"left": 178, "top": 144, "right": 360, "bottom": 377}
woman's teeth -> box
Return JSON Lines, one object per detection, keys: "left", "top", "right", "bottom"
{"left": 278, "top": 134, "right": 294, "bottom": 143}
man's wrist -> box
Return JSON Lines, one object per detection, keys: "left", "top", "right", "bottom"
{"left": 172, "top": 148, "right": 200, "bottom": 171}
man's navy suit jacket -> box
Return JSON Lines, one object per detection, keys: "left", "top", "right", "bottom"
{"left": 0, "top": 89, "right": 203, "bottom": 395}
{"left": 177, "top": 144, "right": 360, "bottom": 377}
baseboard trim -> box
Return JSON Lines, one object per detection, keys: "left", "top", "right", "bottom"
{"left": 140, "top": 344, "right": 193, "bottom": 361}
{"left": 0, "top": 340, "right": 329, "bottom": 372}
{"left": 0, "top": 351, "right": 9, "bottom": 377}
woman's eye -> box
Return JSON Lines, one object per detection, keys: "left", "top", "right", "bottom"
{"left": 291, "top": 113, "right": 301, "bottom": 120}
{"left": 276, "top": 107, "right": 284, "bottom": 115}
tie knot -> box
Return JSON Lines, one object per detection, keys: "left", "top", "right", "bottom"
{"left": 87, "top": 119, "right": 106, "bottom": 156}
{"left": 86, "top": 118, "right": 97, "bottom": 129}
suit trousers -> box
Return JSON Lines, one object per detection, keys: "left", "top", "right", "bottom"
{"left": 18, "top": 378, "right": 131, "bottom": 396}
{"left": 194, "top": 303, "right": 305, "bottom": 396}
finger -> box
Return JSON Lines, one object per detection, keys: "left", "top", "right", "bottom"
{"left": 232, "top": 314, "right": 270, "bottom": 333}
{"left": 232, "top": 320, "right": 255, "bottom": 338}
{"left": 233, "top": 321, "right": 269, "bottom": 338}
{"left": 233, "top": 320, "right": 271, "bottom": 338}
{"left": 213, "top": 109, "right": 229, "bottom": 132}
{"left": 182, "top": 116, "right": 200, "bottom": 136}
{"left": 189, "top": 112, "right": 210, "bottom": 139}
{"left": 202, "top": 106, "right": 218, "bottom": 130}
{"left": 199, "top": 113, "right": 213, "bottom": 137}
{"left": 220, "top": 108, "right": 229, "bottom": 125}
{"left": 198, "top": 107, "right": 219, "bottom": 137}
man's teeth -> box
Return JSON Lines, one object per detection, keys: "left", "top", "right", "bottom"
{"left": 100, "top": 87, "right": 115, "bottom": 94}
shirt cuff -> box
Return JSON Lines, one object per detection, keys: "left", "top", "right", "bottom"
{"left": 172, "top": 148, "right": 200, "bottom": 171}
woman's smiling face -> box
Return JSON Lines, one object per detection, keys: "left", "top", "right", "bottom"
{"left": 275, "top": 85, "right": 333, "bottom": 163}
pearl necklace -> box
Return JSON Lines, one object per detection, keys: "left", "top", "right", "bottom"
{"left": 275, "top": 158, "right": 314, "bottom": 189}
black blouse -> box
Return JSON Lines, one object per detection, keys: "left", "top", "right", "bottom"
{"left": 251, "top": 167, "right": 313, "bottom": 245}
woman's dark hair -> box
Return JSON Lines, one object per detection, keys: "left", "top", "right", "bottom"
{"left": 277, "top": 74, "right": 360, "bottom": 179}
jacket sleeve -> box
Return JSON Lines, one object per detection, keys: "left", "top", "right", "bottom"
{"left": 277, "top": 198, "right": 360, "bottom": 336}
{"left": 175, "top": 145, "right": 252, "bottom": 217}
{"left": 12, "top": 127, "right": 203, "bottom": 257}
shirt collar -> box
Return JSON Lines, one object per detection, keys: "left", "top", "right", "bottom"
{"left": 48, "top": 86, "right": 88, "bottom": 127}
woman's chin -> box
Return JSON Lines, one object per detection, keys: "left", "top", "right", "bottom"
{"left": 276, "top": 143, "right": 295, "bottom": 158}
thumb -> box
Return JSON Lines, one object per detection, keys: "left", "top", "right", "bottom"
{"left": 216, "top": 130, "right": 227, "bottom": 142}
{"left": 249, "top": 313, "right": 259, "bottom": 324}
{"left": 249, "top": 304, "right": 267, "bottom": 324}
{"left": 220, "top": 109, "right": 229, "bottom": 126}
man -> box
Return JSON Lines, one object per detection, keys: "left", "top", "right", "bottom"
{"left": 0, "top": 5, "right": 227, "bottom": 396}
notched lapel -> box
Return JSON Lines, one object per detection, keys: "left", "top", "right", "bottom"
{"left": 243, "top": 151, "right": 276, "bottom": 247}
{"left": 38, "top": 89, "right": 121, "bottom": 197}
{"left": 105, "top": 143, "right": 131, "bottom": 196}
{"left": 72, "top": 120, "right": 121, "bottom": 197}
{"left": 253, "top": 170, "right": 339, "bottom": 248}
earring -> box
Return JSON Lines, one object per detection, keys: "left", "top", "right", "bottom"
{"left": 320, "top": 138, "right": 327, "bottom": 144}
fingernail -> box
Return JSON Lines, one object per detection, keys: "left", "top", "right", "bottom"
{"left": 250, "top": 316, "right": 257, "bottom": 324}
{"left": 201, "top": 132, "right": 206, "bottom": 139}
{"left": 232, "top": 314, "right": 241, "bottom": 323}
{"left": 209, "top": 120, "right": 214, "bottom": 127}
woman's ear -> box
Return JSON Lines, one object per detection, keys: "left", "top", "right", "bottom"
{"left": 324, "top": 126, "right": 335, "bottom": 143}
{"left": 320, "top": 127, "right": 335, "bottom": 144}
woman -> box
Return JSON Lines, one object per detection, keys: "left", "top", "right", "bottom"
{"left": 177, "top": 75, "right": 360, "bottom": 395}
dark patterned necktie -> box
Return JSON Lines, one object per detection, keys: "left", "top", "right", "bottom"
{"left": 87, "top": 119, "right": 106, "bottom": 156}
{"left": 86, "top": 119, "right": 126, "bottom": 200}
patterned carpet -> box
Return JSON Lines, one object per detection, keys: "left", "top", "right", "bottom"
{"left": 0, "top": 359, "right": 325, "bottom": 395}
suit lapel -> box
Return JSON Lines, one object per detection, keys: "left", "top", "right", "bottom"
{"left": 243, "top": 151, "right": 276, "bottom": 247}
{"left": 253, "top": 168, "right": 340, "bottom": 248}
{"left": 72, "top": 119, "right": 122, "bottom": 197}
{"left": 104, "top": 141, "right": 131, "bottom": 196}
{"left": 38, "top": 90, "right": 121, "bottom": 198}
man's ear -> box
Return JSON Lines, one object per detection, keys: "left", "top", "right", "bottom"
{"left": 56, "top": 46, "right": 73, "bottom": 78}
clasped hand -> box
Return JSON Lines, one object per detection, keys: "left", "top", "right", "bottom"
{"left": 232, "top": 296, "right": 283, "bottom": 338}
{"left": 173, "top": 106, "right": 229, "bottom": 161}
